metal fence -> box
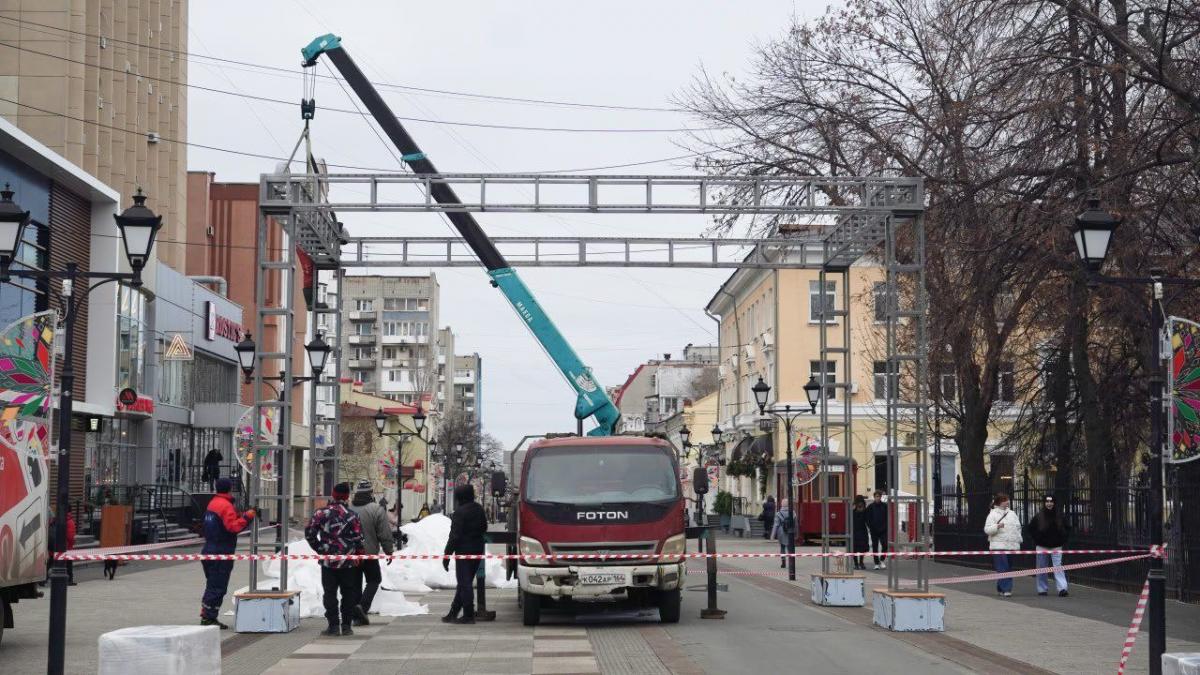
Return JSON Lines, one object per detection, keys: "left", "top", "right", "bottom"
{"left": 934, "top": 485, "right": 1199, "bottom": 601}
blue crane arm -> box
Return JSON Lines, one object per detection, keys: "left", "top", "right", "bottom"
{"left": 489, "top": 268, "right": 620, "bottom": 436}
{"left": 301, "top": 34, "right": 620, "bottom": 435}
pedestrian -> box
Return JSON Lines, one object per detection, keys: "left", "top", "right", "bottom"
{"left": 984, "top": 492, "right": 1022, "bottom": 597}
{"left": 852, "top": 495, "right": 869, "bottom": 570}
{"left": 760, "top": 496, "right": 776, "bottom": 540}
{"left": 305, "top": 482, "right": 366, "bottom": 636}
{"left": 864, "top": 489, "right": 888, "bottom": 569}
{"left": 442, "top": 484, "right": 488, "bottom": 624}
{"left": 349, "top": 480, "right": 394, "bottom": 626}
{"left": 200, "top": 478, "right": 255, "bottom": 628}
{"left": 770, "top": 498, "right": 793, "bottom": 569}
{"left": 418, "top": 503, "right": 431, "bottom": 520}
{"left": 202, "top": 447, "right": 223, "bottom": 491}
{"left": 45, "top": 509, "right": 78, "bottom": 586}
{"left": 1028, "top": 493, "right": 1069, "bottom": 597}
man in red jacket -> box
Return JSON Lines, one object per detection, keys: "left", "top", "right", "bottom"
{"left": 200, "top": 478, "right": 254, "bottom": 628}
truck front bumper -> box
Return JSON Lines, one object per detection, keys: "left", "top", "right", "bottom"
{"left": 517, "top": 562, "right": 684, "bottom": 599}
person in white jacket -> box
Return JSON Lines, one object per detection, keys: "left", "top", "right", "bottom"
{"left": 983, "top": 493, "right": 1022, "bottom": 596}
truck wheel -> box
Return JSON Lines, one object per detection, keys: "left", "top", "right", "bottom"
{"left": 521, "top": 591, "right": 541, "bottom": 627}
{"left": 658, "top": 589, "right": 681, "bottom": 624}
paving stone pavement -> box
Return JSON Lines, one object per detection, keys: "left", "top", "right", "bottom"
{"left": 252, "top": 589, "right": 602, "bottom": 675}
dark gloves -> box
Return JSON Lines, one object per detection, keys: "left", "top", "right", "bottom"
{"left": 443, "top": 557, "right": 451, "bottom": 572}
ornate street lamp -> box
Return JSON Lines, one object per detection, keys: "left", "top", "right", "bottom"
{"left": 804, "top": 375, "right": 822, "bottom": 414}
{"left": 305, "top": 333, "right": 331, "bottom": 376}
{"left": 752, "top": 376, "right": 771, "bottom": 414}
{"left": 680, "top": 424, "right": 691, "bottom": 447}
{"left": 0, "top": 185, "right": 31, "bottom": 281}
{"left": 1071, "top": 197, "right": 1121, "bottom": 272}
{"left": 112, "top": 188, "right": 163, "bottom": 285}
{"left": 235, "top": 333, "right": 256, "bottom": 383}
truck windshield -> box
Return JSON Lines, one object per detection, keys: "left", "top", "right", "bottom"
{"left": 526, "top": 445, "right": 678, "bottom": 505}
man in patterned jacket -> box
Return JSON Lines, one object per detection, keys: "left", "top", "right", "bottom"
{"left": 305, "top": 482, "right": 366, "bottom": 636}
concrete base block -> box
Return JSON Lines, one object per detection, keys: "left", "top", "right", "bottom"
{"left": 872, "top": 588, "right": 945, "bottom": 632}
{"left": 811, "top": 573, "right": 865, "bottom": 606}
{"left": 234, "top": 590, "right": 301, "bottom": 633}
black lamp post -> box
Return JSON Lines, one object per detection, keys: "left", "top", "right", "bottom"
{"left": 306, "top": 334, "right": 331, "bottom": 376}
{"left": 0, "top": 188, "right": 163, "bottom": 675}
{"left": 1069, "top": 197, "right": 1199, "bottom": 675}
{"left": 752, "top": 376, "right": 807, "bottom": 581}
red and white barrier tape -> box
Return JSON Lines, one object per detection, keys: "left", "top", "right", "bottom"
{"left": 928, "top": 552, "right": 1152, "bottom": 585}
{"left": 1117, "top": 575, "right": 1152, "bottom": 675}
{"left": 55, "top": 547, "right": 1163, "bottom": 563}
{"left": 58, "top": 525, "right": 277, "bottom": 560}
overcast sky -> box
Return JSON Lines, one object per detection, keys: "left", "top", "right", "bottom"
{"left": 187, "top": 1, "right": 829, "bottom": 446}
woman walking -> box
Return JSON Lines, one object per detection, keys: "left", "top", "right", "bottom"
{"left": 1028, "top": 493, "right": 1069, "bottom": 597}
{"left": 770, "top": 498, "right": 793, "bottom": 569}
{"left": 759, "top": 496, "right": 776, "bottom": 540}
{"left": 983, "top": 492, "right": 1022, "bottom": 597}
{"left": 851, "top": 495, "right": 869, "bottom": 570}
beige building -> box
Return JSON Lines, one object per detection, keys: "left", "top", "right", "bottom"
{"left": 706, "top": 251, "right": 964, "bottom": 514}
{"left": 0, "top": 1, "right": 189, "bottom": 269}
{"left": 337, "top": 381, "right": 433, "bottom": 518}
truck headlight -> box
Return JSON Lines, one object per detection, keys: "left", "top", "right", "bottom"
{"left": 659, "top": 534, "right": 686, "bottom": 564}
{"left": 519, "top": 536, "right": 547, "bottom": 564}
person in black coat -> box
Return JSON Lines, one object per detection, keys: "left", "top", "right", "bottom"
{"left": 442, "top": 484, "right": 488, "bottom": 624}
{"left": 851, "top": 495, "right": 870, "bottom": 570}
{"left": 863, "top": 490, "right": 889, "bottom": 569}
{"left": 1028, "top": 494, "right": 1070, "bottom": 596}
{"left": 760, "top": 496, "right": 776, "bottom": 540}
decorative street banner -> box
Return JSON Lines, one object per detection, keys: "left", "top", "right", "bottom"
{"left": 235, "top": 405, "right": 280, "bottom": 479}
{"left": 0, "top": 311, "right": 56, "bottom": 589}
{"left": 1168, "top": 317, "right": 1200, "bottom": 464}
{"left": 794, "top": 434, "right": 822, "bottom": 486}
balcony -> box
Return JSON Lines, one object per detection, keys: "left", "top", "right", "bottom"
{"left": 348, "top": 335, "right": 376, "bottom": 345}
{"left": 349, "top": 310, "right": 378, "bottom": 322}
{"left": 381, "top": 334, "right": 428, "bottom": 345}
{"left": 453, "top": 375, "right": 474, "bottom": 385}
{"left": 349, "top": 358, "right": 376, "bottom": 369}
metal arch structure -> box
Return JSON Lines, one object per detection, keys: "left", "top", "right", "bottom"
{"left": 254, "top": 171, "right": 930, "bottom": 598}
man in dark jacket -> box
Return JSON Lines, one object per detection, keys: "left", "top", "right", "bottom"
{"left": 864, "top": 490, "right": 888, "bottom": 570}
{"left": 200, "top": 478, "right": 255, "bottom": 628}
{"left": 202, "top": 448, "right": 223, "bottom": 491}
{"left": 442, "top": 484, "right": 488, "bottom": 624}
{"left": 760, "top": 496, "right": 776, "bottom": 540}
{"left": 1028, "top": 494, "right": 1070, "bottom": 597}
{"left": 306, "top": 482, "right": 366, "bottom": 636}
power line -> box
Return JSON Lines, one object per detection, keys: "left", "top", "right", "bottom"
{"left": 0, "top": 13, "right": 688, "bottom": 114}
{"left": 0, "top": 96, "right": 712, "bottom": 174}
{"left": 0, "top": 39, "right": 713, "bottom": 134}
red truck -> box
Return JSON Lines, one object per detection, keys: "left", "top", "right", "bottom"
{"left": 514, "top": 435, "right": 686, "bottom": 626}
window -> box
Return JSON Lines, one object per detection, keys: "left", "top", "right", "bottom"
{"left": 909, "top": 464, "right": 923, "bottom": 485}
{"left": 937, "top": 454, "right": 957, "bottom": 495}
{"left": 874, "top": 454, "right": 891, "bottom": 492}
{"left": 193, "top": 354, "right": 237, "bottom": 403}
{"left": 356, "top": 371, "right": 373, "bottom": 384}
{"left": 873, "top": 282, "right": 889, "bottom": 322}
{"left": 994, "top": 362, "right": 1015, "bottom": 402}
{"left": 810, "top": 360, "right": 837, "bottom": 400}
{"left": 383, "top": 347, "right": 398, "bottom": 360}
{"left": 383, "top": 297, "right": 426, "bottom": 311}
{"left": 873, "top": 361, "right": 890, "bottom": 400}
{"left": 355, "top": 323, "right": 372, "bottom": 335}
{"left": 352, "top": 348, "right": 374, "bottom": 360}
{"left": 938, "top": 367, "right": 958, "bottom": 402}
{"left": 116, "top": 284, "right": 148, "bottom": 392}
{"left": 809, "top": 280, "right": 836, "bottom": 322}
{"left": 354, "top": 299, "right": 374, "bottom": 311}
{"left": 159, "top": 358, "right": 192, "bottom": 407}
{"left": 661, "top": 397, "right": 680, "bottom": 414}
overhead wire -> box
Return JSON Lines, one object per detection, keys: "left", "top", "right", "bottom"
{"left": 0, "top": 13, "right": 691, "bottom": 115}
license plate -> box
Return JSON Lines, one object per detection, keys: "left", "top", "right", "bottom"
{"left": 578, "top": 572, "right": 627, "bottom": 586}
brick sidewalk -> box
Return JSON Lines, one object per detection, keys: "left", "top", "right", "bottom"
{"left": 253, "top": 589, "right": 601, "bottom": 675}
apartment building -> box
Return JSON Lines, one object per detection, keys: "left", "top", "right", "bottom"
{"left": 0, "top": 1, "right": 189, "bottom": 269}
{"left": 452, "top": 353, "right": 481, "bottom": 428}
{"left": 340, "top": 275, "right": 441, "bottom": 408}
{"left": 611, "top": 347, "right": 718, "bottom": 434}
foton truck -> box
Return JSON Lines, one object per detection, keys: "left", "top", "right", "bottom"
{"left": 0, "top": 430, "right": 48, "bottom": 646}
{"left": 514, "top": 435, "right": 686, "bottom": 626}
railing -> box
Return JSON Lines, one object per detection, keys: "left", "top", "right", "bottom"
{"left": 934, "top": 486, "right": 1196, "bottom": 600}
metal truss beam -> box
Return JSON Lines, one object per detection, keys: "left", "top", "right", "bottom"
{"left": 341, "top": 236, "right": 829, "bottom": 269}
{"left": 262, "top": 173, "right": 924, "bottom": 216}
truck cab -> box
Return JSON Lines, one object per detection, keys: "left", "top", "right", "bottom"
{"left": 514, "top": 435, "right": 685, "bottom": 625}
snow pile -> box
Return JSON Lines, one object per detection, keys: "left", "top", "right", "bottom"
{"left": 236, "top": 513, "right": 514, "bottom": 619}
{"left": 393, "top": 513, "right": 516, "bottom": 591}
{"left": 250, "top": 539, "right": 426, "bottom": 618}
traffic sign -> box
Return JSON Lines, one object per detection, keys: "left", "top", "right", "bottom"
{"left": 117, "top": 388, "right": 138, "bottom": 407}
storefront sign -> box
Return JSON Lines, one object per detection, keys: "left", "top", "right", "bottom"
{"left": 205, "top": 300, "right": 245, "bottom": 343}
{"left": 115, "top": 391, "right": 154, "bottom": 416}
{"left": 163, "top": 333, "right": 193, "bottom": 361}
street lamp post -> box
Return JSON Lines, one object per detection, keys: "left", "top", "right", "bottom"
{"left": 0, "top": 187, "right": 162, "bottom": 675}
{"left": 751, "top": 375, "right": 821, "bottom": 581}
{"left": 1070, "top": 197, "right": 1200, "bottom": 675}
{"left": 373, "top": 405, "right": 427, "bottom": 523}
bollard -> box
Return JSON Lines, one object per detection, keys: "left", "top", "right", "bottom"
{"left": 700, "top": 527, "right": 726, "bottom": 619}
{"left": 475, "top": 534, "right": 497, "bottom": 621}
